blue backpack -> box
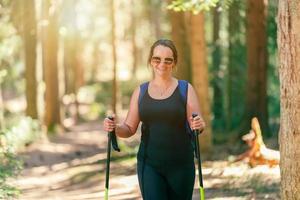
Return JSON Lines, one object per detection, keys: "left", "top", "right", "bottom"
{"left": 138, "top": 80, "right": 193, "bottom": 138}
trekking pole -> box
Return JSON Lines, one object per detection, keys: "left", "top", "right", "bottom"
{"left": 105, "top": 116, "right": 120, "bottom": 200}
{"left": 192, "top": 113, "right": 205, "bottom": 200}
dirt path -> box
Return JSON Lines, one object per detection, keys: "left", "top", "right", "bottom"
{"left": 13, "top": 121, "right": 280, "bottom": 200}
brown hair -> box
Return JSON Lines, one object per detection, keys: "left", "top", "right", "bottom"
{"left": 147, "top": 39, "right": 178, "bottom": 65}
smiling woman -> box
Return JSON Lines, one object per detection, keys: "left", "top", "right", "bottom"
{"left": 103, "top": 39, "right": 206, "bottom": 199}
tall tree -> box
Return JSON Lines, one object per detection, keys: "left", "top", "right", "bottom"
{"left": 130, "top": 0, "right": 138, "bottom": 77}
{"left": 42, "top": 0, "right": 61, "bottom": 130}
{"left": 147, "top": 0, "right": 163, "bottom": 39}
{"left": 0, "top": 72, "right": 5, "bottom": 129}
{"left": 245, "top": 0, "right": 269, "bottom": 134}
{"left": 61, "top": 0, "right": 85, "bottom": 121}
{"left": 211, "top": 6, "right": 225, "bottom": 131}
{"left": 21, "top": 0, "right": 38, "bottom": 119}
{"left": 110, "top": 0, "right": 118, "bottom": 114}
{"left": 189, "top": 12, "right": 212, "bottom": 152}
{"left": 91, "top": 40, "right": 101, "bottom": 83}
{"left": 168, "top": 8, "right": 192, "bottom": 81}
{"left": 278, "top": 1, "right": 300, "bottom": 198}
{"left": 62, "top": 0, "right": 76, "bottom": 95}
{"left": 227, "top": 0, "right": 246, "bottom": 133}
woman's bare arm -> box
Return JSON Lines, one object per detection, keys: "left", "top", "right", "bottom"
{"left": 115, "top": 87, "right": 140, "bottom": 138}
{"left": 186, "top": 83, "right": 205, "bottom": 130}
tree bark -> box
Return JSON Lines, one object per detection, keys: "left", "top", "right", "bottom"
{"left": 278, "top": 1, "right": 300, "bottom": 198}
{"left": 228, "top": 0, "right": 247, "bottom": 133}
{"left": 245, "top": 0, "right": 269, "bottom": 134}
{"left": 22, "top": 0, "right": 38, "bottom": 119}
{"left": 130, "top": 0, "right": 138, "bottom": 78}
{"left": 110, "top": 0, "right": 118, "bottom": 114}
{"left": 189, "top": 12, "right": 212, "bottom": 152}
{"left": 211, "top": 6, "right": 224, "bottom": 131}
{"left": 62, "top": 0, "right": 76, "bottom": 95}
{"left": 42, "top": 0, "right": 61, "bottom": 130}
{"left": 147, "top": 0, "right": 162, "bottom": 39}
{"left": 91, "top": 40, "right": 100, "bottom": 83}
{"left": 168, "top": 3, "right": 191, "bottom": 81}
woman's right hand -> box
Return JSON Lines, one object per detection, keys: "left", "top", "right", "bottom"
{"left": 103, "top": 115, "right": 116, "bottom": 132}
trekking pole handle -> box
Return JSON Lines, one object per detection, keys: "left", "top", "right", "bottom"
{"left": 105, "top": 117, "right": 113, "bottom": 200}
{"left": 108, "top": 116, "right": 114, "bottom": 126}
{"left": 107, "top": 116, "right": 120, "bottom": 152}
{"left": 192, "top": 113, "right": 204, "bottom": 134}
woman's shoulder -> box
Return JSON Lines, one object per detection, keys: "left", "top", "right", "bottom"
{"left": 178, "top": 79, "right": 192, "bottom": 85}
{"left": 177, "top": 79, "right": 194, "bottom": 89}
{"left": 139, "top": 81, "right": 150, "bottom": 88}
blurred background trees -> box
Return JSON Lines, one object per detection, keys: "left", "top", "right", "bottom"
{"left": 0, "top": 0, "right": 283, "bottom": 198}
{"left": 0, "top": 0, "right": 281, "bottom": 153}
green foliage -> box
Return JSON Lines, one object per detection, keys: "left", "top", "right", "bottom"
{"left": 76, "top": 84, "right": 108, "bottom": 120}
{"left": 226, "top": 1, "right": 247, "bottom": 133}
{"left": 74, "top": 82, "right": 115, "bottom": 120}
{"left": 0, "top": 5, "right": 24, "bottom": 96}
{"left": 0, "top": 69, "right": 7, "bottom": 83}
{"left": 86, "top": 82, "right": 112, "bottom": 118}
{"left": 206, "top": 0, "right": 247, "bottom": 135}
{"left": 119, "top": 79, "right": 139, "bottom": 107}
{"left": 0, "top": 116, "right": 41, "bottom": 198}
{"left": 0, "top": 0, "right": 11, "bottom": 6}
{"left": 0, "top": 149, "right": 22, "bottom": 199}
{"left": 75, "top": 80, "right": 138, "bottom": 121}
{"left": 167, "top": 0, "right": 233, "bottom": 13}
{"left": 2, "top": 116, "right": 41, "bottom": 151}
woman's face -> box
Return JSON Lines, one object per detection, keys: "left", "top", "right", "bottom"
{"left": 150, "top": 45, "right": 175, "bottom": 78}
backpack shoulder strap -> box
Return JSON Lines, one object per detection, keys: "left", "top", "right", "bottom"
{"left": 138, "top": 82, "right": 149, "bottom": 105}
{"left": 178, "top": 80, "right": 198, "bottom": 157}
{"left": 178, "top": 80, "right": 189, "bottom": 104}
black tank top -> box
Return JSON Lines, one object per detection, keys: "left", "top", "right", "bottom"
{"left": 138, "top": 83, "right": 194, "bottom": 167}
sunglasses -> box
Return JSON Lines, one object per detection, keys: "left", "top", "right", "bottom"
{"left": 151, "top": 56, "right": 174, "bottom": 65}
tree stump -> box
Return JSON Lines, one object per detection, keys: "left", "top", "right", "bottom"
{"left": 235, "top": 117, "right": 280, "bottom": 167}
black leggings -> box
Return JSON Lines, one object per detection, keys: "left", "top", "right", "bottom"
{"left": 137, "top": 161, "right": 195, "bottom": 200}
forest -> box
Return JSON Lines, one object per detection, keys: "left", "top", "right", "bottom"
{"left": 0, "top": 0, "right": 299, "bottom": 199}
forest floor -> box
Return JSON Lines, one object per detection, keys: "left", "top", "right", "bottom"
{"left": 12, "top": 120, "right": 280, "bottom": 200}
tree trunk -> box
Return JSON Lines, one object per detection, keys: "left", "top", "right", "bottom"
{"left": 228, "top": 0, "right": 247, "bottom": 133}
{"left": 74, "top": 40, "right": 84, "bottom": 91}
{"left": 168, "top": 3, "right": 191, "bottom": 81}
{"left": 63, "top": 36, "right": 76, "bottom": 94}
{"left": 110, "top": 0, "right": 117, "bottom": 115}
{"left": 211, "top": 6, "right": 224, "bottom": 131}
{"left": 91, "top": 40, "right": 100, "bottom": 83}
{"left": 130, "top": 0, "right": 138, "bottom": 78}
{"left": 62, "top": 0, "right": 76, "bottom": 95}
{"left": 245, "top": 0, "right": 269, "bottom": 135}
{"left": 189, "top": 12, "right": 212, "bottom": 153}
{"left": 62, "top": 0, "right": 84, "bottom": 122}
{"left": 0, "top": 83, "right": 4, "bottom": 129}
{"left": 22, "top": 0, "right": 38, "bottom": 119}
{"left": 42, "top": 0, "right": 61, "bottom": 130}
{"left": 278, "top": 1, "right": 300, "bottom": 198}
{"left": 147, "top": 0, "right": 162, "bottom": 39}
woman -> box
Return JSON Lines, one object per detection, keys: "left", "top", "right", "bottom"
{"left": 103, "top": 39, "right": 205, "bottom": 200}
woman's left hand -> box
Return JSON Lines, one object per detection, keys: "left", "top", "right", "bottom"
{"left": 189, "top": 115, "right": 206, "bottom": 131}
